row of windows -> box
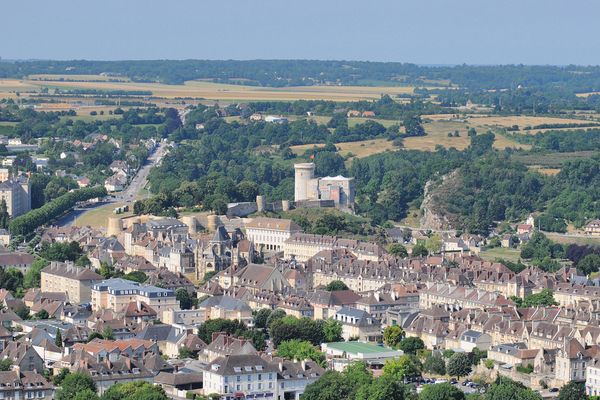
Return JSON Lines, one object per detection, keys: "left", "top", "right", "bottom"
{"left": 225, "top": 373, "right": 274, "bottom": 383}
{"left": 224, "top": 382, "right": 274, "bottom": 393}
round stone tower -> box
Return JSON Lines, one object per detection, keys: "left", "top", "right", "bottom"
{"left": 181, "top": 215, "right": 197, "bottom": 235}
{"left": 206, "top": 214, "right": 219, "bottom": 232}
{"left": 107, "top": 216, "right": 122, "bottom": 237}
{"left": 256, "top": 195, "right": 266, "bottom": 212}
{"left": 294, "top": 163, "right": 315, "bottom": 202}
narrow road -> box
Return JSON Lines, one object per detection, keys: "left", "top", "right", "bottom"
{"left": 55, "top": 141, "right": 168, "bottom": 227}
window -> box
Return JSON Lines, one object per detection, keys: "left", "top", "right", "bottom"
{"left": 247, "top": 375, "right": 251, "bottom": 381}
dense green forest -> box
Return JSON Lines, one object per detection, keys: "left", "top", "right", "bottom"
{"left": 147, "top": 103, "right": 600, "bottom": 234}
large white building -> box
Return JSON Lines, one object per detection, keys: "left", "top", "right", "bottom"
{"left": 204, "top": 354, "right": 278, "bottom": 398}
{"left": 0, "top": 176, "right": 31, "bottom": 217}
{"left": 245, "top": 217, "right": 302, "bottom": 252}
{"left": 293, "top": 163, "right": 355, "bottom": 208}
{"left": 203, "top": 354, "right": 323, "bottom": 400}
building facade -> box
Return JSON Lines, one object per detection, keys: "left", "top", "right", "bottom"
{"left": 293, "top": 163, "right": 355, "bottom": 208}
{"left": 245, "top": 217, "right": 301, "bottom": 252}
{"left": 41, "top": 261, "right": 103, "bottom": 304}
{"left": 0, "top": 176, "right": 31, "bottom": 217}
{"left": 91, "top": 278, "right": 179, "bottom": 319}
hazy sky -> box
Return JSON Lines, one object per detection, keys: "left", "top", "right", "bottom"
{"left": 1, "top": 0, "right": 599, "bottom": 65}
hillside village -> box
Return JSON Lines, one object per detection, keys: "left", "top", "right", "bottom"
{"left": 3, "top": 8, "right": 600, "bottom": 398}
{"left": 0, "top": 180, "right": 595, "bottom": 399}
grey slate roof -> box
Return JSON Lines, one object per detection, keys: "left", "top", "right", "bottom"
{"left": 207, "top": 354, "right": 278, "bottom": 376}
{"left": 199, "top": 295, "right": 252, "bottom": 312}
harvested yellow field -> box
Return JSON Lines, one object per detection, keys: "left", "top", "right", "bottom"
{"left": 423, "top": 114, "right": 597, "bottom": 135}
{"left": 28, "top": 74, "right": 130, "bottom": 82}
{"left": 528, "top": 166, "right": 562, "bottom": 176}
{"left": 401, "top": 120, "right": 530, "bottom": 151}
{"left": 466, "top": 115, "right": 595, "bottom": 132}
{"left": 0, "top": 79, "right": 38, "bottom": 91}
{"left": 291, "top": 138, "right": 398, "bottom": 159}
{"left": 336, "top": 139, "right": 398, "bottom": 158}
{"left": 5, "top": 77, "right": 417, "bottom": 101}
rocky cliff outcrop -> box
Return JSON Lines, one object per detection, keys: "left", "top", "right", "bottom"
{"left": 419, "top": 169, "right": 463, "bottom": 231}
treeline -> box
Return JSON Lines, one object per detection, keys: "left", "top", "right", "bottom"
{"left": 430, "top": 85, "right": 600, "bottom": 113}
{"left": 443, "top": 155, "right": 547, "bottom": 234}
{"left": 9, "top": 186, "right": 107, "bottom": 236}
{"left": 5, "top": 60, "right": 600, "bottom": 93}
{"left": 538, "top": 155, "right": 600, "bottom": 228}
{"left": 513, "top": 128, "right": 600, "bottom": 152}
{"left": 148, "top": 106, "right": 413, "bottom": 211}
{"left": 349, "top": 133, "right": 497, "bottom": 226}
{"left": 523, "top": 122, "right": 600, "bottom": 130}
{"left": 243, "top": 95, "right": 445, "bottom": 119}
{"left": 4, "top": 104, "right": 176, "bottom": 143}
{"left": 135, "top": 175, "right": 266, "bottom": 216}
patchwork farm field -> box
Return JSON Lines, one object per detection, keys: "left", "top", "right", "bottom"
{"left": 512, "top": 151, "right": 599, "bottom": 168}
{"left": 0, "top": 77, "right": 418, "bottom": 101}
{"left": 291, "top": 138, "right": 399, "bottom": 160}
{"left": 425, "top": 114, "right": 598, "bottom": 135}
{"left": 28, "top": 74, "right": 131, "bottom": 82}
{"left": 402, "top": 120, "right": 529, "bottom": 151}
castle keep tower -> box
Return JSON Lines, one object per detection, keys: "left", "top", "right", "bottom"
{"left": 294, "top": 163, "right": 315, "bottom": 202}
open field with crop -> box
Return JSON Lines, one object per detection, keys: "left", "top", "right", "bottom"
{"left": 545, "top": 232, "right": 600, "bottom": 246}
{"left": 73, "top": 202, "right": 132, "bottom": 229}
{"left": 347, "top": 117, "right": 400, "bottom": 128}
{"left": 512, "top": 151, "right": 598, "bottom": 168}
{"left": 291, "top": 138, "right": 399, "bottom": 160}
{"left": 28, "top": 74, "right": 130, "bottom": 82}
{"left": 425, "top": 114, "right": 598, "bottom": 135}
{"left": 401, "top": 120, "right": 529, "bottom": 151}
{"left": 527, "top": 166, "right": 562, "bottom": 176}
{"left": 480, "top": 247, "right": 522, "bottom": 263}
{"left": 0, "top": 77, "right": 418, "bottom": 101}
{"left": 290, "top": 119, "right": 529, "bottom": 157}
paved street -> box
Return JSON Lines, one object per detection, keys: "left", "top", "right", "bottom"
{"left": 55, "top": 141, "right": 168, "bottom": 227}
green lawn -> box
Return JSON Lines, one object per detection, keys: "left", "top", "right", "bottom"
{"left": 480, "top": 247, "right": 522, "bottom": 263}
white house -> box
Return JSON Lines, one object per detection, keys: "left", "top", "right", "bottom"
{"left": 203, "top": 354, "right": 278, "bottom": 398}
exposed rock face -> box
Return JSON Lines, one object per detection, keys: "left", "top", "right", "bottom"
{"left": 420, "top": 169, "right": 462, "bottom": 231}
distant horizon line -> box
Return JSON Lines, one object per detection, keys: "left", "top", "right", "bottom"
{"left": 0, "top": 58, "right": 596, "bottom": 68}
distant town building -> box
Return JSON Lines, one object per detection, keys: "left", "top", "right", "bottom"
{"left": 585, "top": 220, "right": 600, "bottom": 236}
{"left": 91, "top": 278, "right": 179, "bottom": 319}
{"left": 41, "top": 261, "right": 102, "bottom": 304}
{"left": 0, "top": 175, "right": 31, "bottom": 217}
